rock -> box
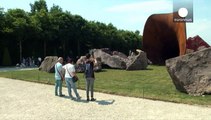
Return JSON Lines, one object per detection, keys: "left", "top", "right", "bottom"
{"left": 75, "top": 56, "right": 102, "bottom": 72}
{"left": 126, "top": 50, "right": 148, "bottom": 70}
{"left": 101, "top": 48, "right": 112, "bottom": 55}
{"left": 93, "top": 57, "right": 102, "bottom": 72}
{"left": 197, "top": 46, "right": 207, "bottom": 51}
{"left": 185, "top": 49, "right": 194, "bottom": 54}
{"left": 39, "top": 56, "right": 58, "bottom": 73}
{"left": 166, "top": 47, "right": 211, "bottom": 96}
{"left": 93, "top": 49, "right": 126, "bottom": 69}
{"left": 75, "top": 64, "right": 85, "bottom": 73}
{"left": 147, "top": 59, "right": 152, "bottom": 65}
{"left": 75, "top": 56, "right": 86, "bottom": 73}
{"left": 76, "top": 56, "right": 86, "bottom": 65}
{"left": 186, "top": 35, "right": 210, "bottom": 53}
{"left": 112, "top": 51, "right": 128, "bottom": 59}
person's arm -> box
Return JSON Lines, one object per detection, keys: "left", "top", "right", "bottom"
{"left": 69, "top": 65, "right": 77, "bottom": 77}
{"left": 71, "top": 71, "right": 76, "bottom": 76}
{"left": 71, "top": 65, "right": 79, "bottom": 80}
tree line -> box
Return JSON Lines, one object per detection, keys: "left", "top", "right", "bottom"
{"left": 0, "top": 0, "right": 142, "bottom": 66}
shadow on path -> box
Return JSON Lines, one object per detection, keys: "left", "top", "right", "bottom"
{"left": 96, "top": 99, "right": 115, "bottom": 105}
{"left": 59, "top": 95, "right": 115, "bottom": 105}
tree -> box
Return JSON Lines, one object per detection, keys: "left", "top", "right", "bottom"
{"left": 72, "top": 15, "right": 86, "bottom": 56}
{"left": 30, "top": 0, "right": 48, "bottom": 14}
{"left": 4, "top": 9, "right": 30, "bottom": 63}
{"left": 0, "top": 8, "right": 4, "bottom": 34}
{"left": 49, "top": 7, "right": 74, "bottom": 57}
{"left": 0, "top": 1, "right": 143, "bottom": 65}
{"left": 30, "top": 0, "right": 50, "bottom": 57}
{"left": 2, "top": 47, "right": 12, "bottom": 66}
{"left": 0, "top": 8, "right": 5, "bottom": 64}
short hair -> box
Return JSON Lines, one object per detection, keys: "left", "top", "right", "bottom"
{"left": 66, "top": 58, "right": 73, "bottom": 63}
{"left": 86, "top": 53, "right": 91, "bottom": 59}
{"left": 57, "top": 57, "right": 63, "bottom": 62}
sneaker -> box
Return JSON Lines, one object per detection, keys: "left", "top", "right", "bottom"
{"left": 59, "top": 94, "right": 65, "bottom": 97}
{"left": 87, "top": 98, "right": 90, "bottom": 101}
{"left": 69, "top": 95, "right": 74, "bottom": 100}
{"left": 90, "top": 98, "right": 96, "bottom": 101}
{"left": 77, "top": 96, "right": 81, "bottom": 101}
{"left": 55, "top": 94, "right": 58, "bottom": 96}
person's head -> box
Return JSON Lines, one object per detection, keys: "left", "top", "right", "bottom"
{"left": 66, "top": 58, "right": 73, "bottom": 64}
{"left": 57, "top": 57, "right": 63, "bottom": 63}
{"left": 85, "top": 53, "right": 91, "bottom": 59}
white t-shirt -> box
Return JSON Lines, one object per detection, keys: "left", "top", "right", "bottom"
{"left": 63, "top": 63, "right": 75, "bottom": 78}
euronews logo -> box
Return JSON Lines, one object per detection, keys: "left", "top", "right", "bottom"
{"left": 173, "top": 0, "right": 193, "bottom": 22}
{"left": 178, "top": 8, "right": 188, "bottom": 17}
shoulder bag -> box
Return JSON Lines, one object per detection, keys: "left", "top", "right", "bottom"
{"left": 66, "top": 65, "right": 78, "bottom": 83}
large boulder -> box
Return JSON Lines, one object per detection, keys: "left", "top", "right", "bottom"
{"left": 93, "top": 57, "right": 102, "bottom": 72}
{"left": 76, "top": 56, "right": 86, "bottom": 65}
{"left": 75, "top": 56, "right": 86, "bottom": 73}
{"left": 39, "top": 56, "right": 58, "bottom": 73}
{"left": 75, "top": 56, "right": 102, "bottom": 72}
{"left": 166, "top": 48, "right": 211, "bottom": 96}
{"left": 143, "top": 12, "right": 186, "bottom": 65}
{"left": 93, "top": 49, "right": 127, "bottom": 69}
{"left": 126, "top": 50, "right": 148, "bottom": 70}
{"left": 112, "top": 51, "right": 128, "bottom": 59}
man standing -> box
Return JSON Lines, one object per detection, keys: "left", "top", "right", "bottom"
{"left": 55, "top": 57, "right": 65, "bottom": 97}
{"left": 63, "top": 58, "right": 81, "bottom": 100}
{"left": 85, "top": 53, "right": 96, "bottom": 101}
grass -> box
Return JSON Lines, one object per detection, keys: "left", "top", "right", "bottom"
{"left": 0, "top": 65, "right": 211, "bottom": 106}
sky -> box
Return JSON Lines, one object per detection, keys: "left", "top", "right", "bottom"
{"left": 1, "top": 0, "right": 211, "bottom": 44}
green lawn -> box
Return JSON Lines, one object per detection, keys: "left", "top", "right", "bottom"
{"left": 0, "top": 65, "right": 211, "bottom": 106}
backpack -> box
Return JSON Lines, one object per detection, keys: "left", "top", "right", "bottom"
{"left": 85, "top": 62, "right": 93, "bottom": 78}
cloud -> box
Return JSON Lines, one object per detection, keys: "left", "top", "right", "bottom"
{"left": 105, "top": 0, "right": 172, "bottom": 13}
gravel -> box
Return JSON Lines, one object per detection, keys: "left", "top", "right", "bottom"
{"left": 1, "top": 77, "right": 211, "bottom": 120}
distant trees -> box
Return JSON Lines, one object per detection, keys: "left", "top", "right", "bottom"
{"left": 4, "top": 9, "right": 31, "bottom": 63}
{"left": 0, "top": 0, "right": 142, "bottom": 66}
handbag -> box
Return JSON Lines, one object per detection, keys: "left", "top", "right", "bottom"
{"left": 66, "top": 65, "right": 79, "bottom": 83}
{"left": 72, "top": 76, "right": 79, "bottom": 83}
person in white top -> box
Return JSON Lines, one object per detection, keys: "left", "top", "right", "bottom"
{"left": 63, "top": 58, "right": 81, "bottom": 100}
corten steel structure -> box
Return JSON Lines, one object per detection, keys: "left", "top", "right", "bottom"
{"left": 142, "top": 13, "right": 186, "bottom": 65}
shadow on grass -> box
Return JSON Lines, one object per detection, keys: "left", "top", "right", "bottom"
{"left": 146, "top": 68, "right": 153, "bottom": 70}
{"left": 95, "top": 69, "right": 107, "bottom": 72}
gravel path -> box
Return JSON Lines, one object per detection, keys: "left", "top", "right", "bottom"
{"left": 1, "top": 77, "right": 211, "bottom": 120}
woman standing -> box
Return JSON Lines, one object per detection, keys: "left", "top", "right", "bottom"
{"left": 84, "top": 53, "right": 96, "bottom": 101}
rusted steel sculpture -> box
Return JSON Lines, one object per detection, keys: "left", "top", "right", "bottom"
{"left": 142, "top": 13, "right": 186, "bottom": 65}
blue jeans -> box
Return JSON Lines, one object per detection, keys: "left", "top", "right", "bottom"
{"left": 55, "top": 79, "right": 63, "bottom": 95}
{"left": 65, "top": 78, "right": 80, "bottom": 98}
